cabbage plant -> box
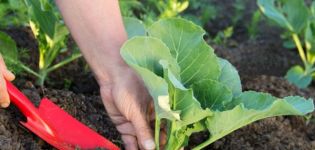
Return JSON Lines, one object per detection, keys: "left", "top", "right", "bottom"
{"left": 23, "top": 0, "right": 81, "bottom": 85}
{"left": 120, "top": 18, "right": 314, "bottom": 150}
{"left": 258, "top": 0, "right": 315, "bottom": 88}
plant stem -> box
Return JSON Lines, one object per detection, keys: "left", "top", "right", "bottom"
{"left": 19, "top": 63, "right": 40, "bottom": 78}
{"left": 192, "top": 137, "right": 215, "bottom": 150}
{"left": 155, "top": 116, "right": 160, "bottom": 150}
{"left": 39, "top": 49, "right": 45, "bottom": 69}
{"left": 292, "top": 34, "right": 307, "bottom": 66}
{"left": 38, "top": 70, "right": 47, "bottom": 86}
{"left": 46, "top": 53, "right": 82, "bottom": 73}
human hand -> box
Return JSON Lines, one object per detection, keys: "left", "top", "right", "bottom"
{"left": 98, "top": 66, "right": 156, "bottom": 150}
{"left": 0, "top": 54, "right": 15, "bottom": 108}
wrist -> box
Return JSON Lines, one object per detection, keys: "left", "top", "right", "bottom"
{"left": 93, "top": 60, "right": 133, "bottom": 86}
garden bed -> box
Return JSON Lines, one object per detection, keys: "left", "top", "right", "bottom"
{"left": 0, "top": 25, "right": 314, "bottom": 150}
{"left": 1, "top": 1, "right": 315, "bottom": 150}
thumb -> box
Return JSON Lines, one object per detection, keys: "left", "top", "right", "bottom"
{"left": 3, "top": 70, "right": 15, "bottom": 81}
{"left": 131, "top": 111, "right": 155, "bottom": 150}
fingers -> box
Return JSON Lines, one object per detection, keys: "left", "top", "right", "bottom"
{"left": 0, "top": 55, "right": 15, "bottom": 81}
{"left": 100, "top": 87, "right": 142, "bottom": 150}
{"left": 0, "top": 73, "right": 10, "bottom": 108}
{"left": 121, "top": 135, "right": 138, "bottom": 150}
{"left": 0, "top": 54, "right": 11, "bottom": 108}
{"left": 3, "top": 70, "right": 15, "bottom": 81}
{"left": 131, "top": 111, "right": 155, "bottom": 150}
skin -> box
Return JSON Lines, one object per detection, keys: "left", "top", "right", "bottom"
{"left": 0, "top": 0, "right": 161, "bottom": 149}
{"left": 54, "top": 0, "right": 156, "bottom": 150}
{"left": 0, "top": 54, "right": 15, "bottom": 108}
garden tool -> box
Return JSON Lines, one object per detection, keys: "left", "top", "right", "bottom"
{"left": 6, "top": 80, "right": 120, "bottom": 150}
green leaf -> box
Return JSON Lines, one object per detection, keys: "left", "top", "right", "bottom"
{"left": 193, "top": 80, "right": 233, "bottom": 111}
{"left": 285, "top": 65, "right": 312, "bottom": 88}
{"left": 258, "top": 0, "right": 308, "bottom": 33}
{"left": 305, "top": 21, "right": 315, "bottom": 55}
{"left": 218, "top": 58, "right": 242, "bottom": 96}
{"left": 0, "top": 31, "right": 19, "bottom": 69}
{"left": 123, "top": 17, "right": 146, "bottom": 39}
{"left": 204, "top": 91, "right": 314, "bottom": 145}
{"left": 160, "top": 62, "right": 212, "bottom": 127}
{"left": 25, "top": 0, "right": 57, "bottom": 39}
{"left": 53, "top": 23, "right": 69, "bottom": 45}
{"left": 121, "top": 37, "right": 180, "bottom": 120}
{"left": 148, "top": 18, "right": 221, "bottom": 87}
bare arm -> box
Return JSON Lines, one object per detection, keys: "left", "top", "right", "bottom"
{"left": 55, "top": 1, "right": 156, "bottom": 150}
{"left": 55, "top": 0, "right": 127, "bottom": 82}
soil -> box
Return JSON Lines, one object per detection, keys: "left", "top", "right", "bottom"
{"left": 1, "top": 0, "right": 315, "bottom": 150}
{"left": 0, "top": 81, "right": 122, "bottom": 150}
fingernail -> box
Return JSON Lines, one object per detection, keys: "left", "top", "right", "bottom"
{"left": 6, "top": 71, "right": 15, "bottom": 80}
{"left": 1, "top": 102, "right": 9, "bottom": 108}
{"left": 143, "top": 139, "right": 155, "bottom": 150}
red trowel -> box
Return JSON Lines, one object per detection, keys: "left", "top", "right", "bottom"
{"left": 5, "top": 80, "right": 120, "bottom": 150}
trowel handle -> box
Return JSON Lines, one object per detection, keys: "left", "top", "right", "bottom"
{"left": 6, "top": 80, "right": 41, "bottom": 120}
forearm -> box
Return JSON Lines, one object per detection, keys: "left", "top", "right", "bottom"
{"left": 55, "top": 0, "right": 128, "bottom": 83}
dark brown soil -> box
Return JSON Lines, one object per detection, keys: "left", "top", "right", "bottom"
{"left": 0, "top": 81, "right": 122, "bottom": 150}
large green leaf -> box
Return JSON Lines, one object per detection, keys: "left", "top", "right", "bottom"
{"left": 218, "top": 58, "right": 242, "bottom": 96}
{"left": 204, "top": 91, "right": 314, "bottom": 145}
{"left": 285, "top": 65, "right": 312, "bottom": 88}
{"left": 123, "top": 17, "right": 146, "bottom": 39}
{"left": 193, "top": 80, "right": 233, "bottom": 111}
{"left": 258, "top": 0, "right": 308, "bottom": 33}
{"left": 121, "top": 37, "right": 180, "bottom": 120}
{"left": 148, "top": 18, "right": 221, "bottom": 87}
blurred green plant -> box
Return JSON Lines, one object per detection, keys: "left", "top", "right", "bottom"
{"left": 258, "top": 0, "right": 315, "bottom": 88}
{"left": 138, "top": 0, "right": 189, "bottom": 25}
{"left": 0, "top": 0, "right": 28, "bottom": 28}
{"left": 182, "top": 0, "right": 217, "bottom": 26}
{"left": 232, "top": 0, "right": 246, "bottom": 25}
{"left": 213, "top": 26, "right": 234, "bottom": 46}
{"left": 247, "top": 10, "right": 262, "bottom": 40}
{"left": 119, "top": 0, "right": 143, "bottom": 17}
{"left": 0, "top": 0, "right": 81, "bottom": 86}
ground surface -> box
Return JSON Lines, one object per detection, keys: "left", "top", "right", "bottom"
{"left": 1, "top": 0, "right": 315, "bottom": 150}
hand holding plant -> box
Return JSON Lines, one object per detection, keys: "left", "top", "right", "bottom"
{"left": 99, "top": 66, "right": 158, "bottom": 150}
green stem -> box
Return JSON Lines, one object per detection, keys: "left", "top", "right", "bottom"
{"left": 5, "top": 57, "right": 40, "bottom": 78}
{"left": 46, "top": 53, "right": 82, "bottom": 73}
{"left": 155, "top": 116, "right": 160, "bottom": 150}
{"left": 38, "top": 70, "right": 48, "bottom": 86}
{"left": 192, "top": 137, "right": 215, "bottom": 150}
{"left": 165, "top": 122, "right": 177, "bottom": 150}
{"left": 39, "top": 48, "right": 45, "bottom": 69}
{"left": 19, "top": 63, "right": 40, "bottom": 78}
{"left": 292, "top": 34, "right": 307, "bottom": 66}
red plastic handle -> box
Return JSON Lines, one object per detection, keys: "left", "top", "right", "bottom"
{"left": 5, "top": 80, "right": 42, "bottom": 122}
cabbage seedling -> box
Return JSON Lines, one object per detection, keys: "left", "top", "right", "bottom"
{"left": 23, "top": 0, "right": 81, "bottom": 85}
{"left": 120, "top": 18, "right": 314, "bottom": 150}
{"left": 258, "top": 0, "right": 315, "bottom": 88}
